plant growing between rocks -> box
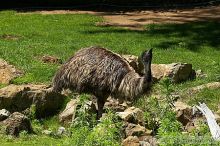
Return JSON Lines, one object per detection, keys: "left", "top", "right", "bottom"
{"left": 66, "top": 94, "right": 123, "bottom": 146}
{"left": 135, "top": 78, "right": 181, "bottom": 134}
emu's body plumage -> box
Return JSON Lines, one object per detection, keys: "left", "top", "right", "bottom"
{"left": 52, "top": 46, "right": 152, "bottom": 118}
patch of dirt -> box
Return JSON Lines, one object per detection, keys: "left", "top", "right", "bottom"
{"left": 19, "top": 5, "right": 220, "bottom": 30}
{"left": 0, "top": 34, "right": 21, "bottom": 40}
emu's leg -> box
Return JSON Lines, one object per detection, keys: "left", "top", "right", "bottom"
{"left": 97, "top": 97, "right": 106, "bottom": 119}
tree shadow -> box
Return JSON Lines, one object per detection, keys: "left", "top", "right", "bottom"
{"left": 147, "top": 21, "right": 220, "bottom": 51}
{"left": 82, "top": 21, "right": 220, "bottom": 51}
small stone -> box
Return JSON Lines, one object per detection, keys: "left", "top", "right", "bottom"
{"left": 0, "top": 59, "right": 23, "bottom": 84}
{"left": 41, "top": 55, "right": 62, "bottom": 64}
{"left": 59, "top": 99, "right": 79, "bottom": 123}
{"left": 57, "top": 127, "right": 66, "bottom": 135}
{"left": 174, "top": 101, "right": 193, "bottom": 126}
{"left": 125, "top": 123, "right": 152, "bottom": 137}
{"left": 185, "top": 117, "right": 206, "bottom": 132}
{"left": 185, "top": 124, "right": 196, "bottom": 133}
{"left": 104, "top": 97, "right": 128, "bottom": 112}
{"left": 83, "top": 100, "right": 97, "bottom": 114}
{"left": 42, "top": 130, "right": 53, "bottom": 135}
{"left": 0, "top": 109, "right": 10, "bottom": 121}
{"left": 117, "top": 107, "right": 145, "bottom": 126}
{"left": 139, "top": 141, "right": 151, "bottom": 146}
{"left": 122, "top": 136, "right": 140, "bottom": 146}
{"left": 134, "top": 135, "right": 158, "bottom": 145}
{"left": 138, "top": 135, "right": 153, "bottom": 141}
{"left": 214, "top": 114, "right": 220, "bottom": 124}
{"left": 148, "top": 137, "right": 158, "bottom": 146}
{"left": 196, "top": 69, "right": 207, "bottom": 78}
{"left": 2, "top": 112, "right": 32, "bottom": 137}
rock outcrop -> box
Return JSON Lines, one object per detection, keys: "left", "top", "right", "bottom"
{"left": 0, "top": 84, "right": 66, "bottom": 118}
{"left": 151, "top": 63, "right": 195, "bottom": 83}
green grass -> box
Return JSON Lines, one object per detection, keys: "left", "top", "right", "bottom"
{"left": 0, "top": 11, "right": 219, "bottom": 86}
{"left": 0, "top": 10, "right": 220, "bottom": 145}
{"left": 187, "top": 88, "right": 220, "bottom": 111}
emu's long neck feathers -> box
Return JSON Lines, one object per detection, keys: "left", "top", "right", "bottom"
{"left": 118, "top": 71, "right": 144, "bottom": 100}
{"left": 144, "top": 60, "right": 152, "bottom": 83}
{"left": 143, "top": 49, "right": 152, "bottom": 85}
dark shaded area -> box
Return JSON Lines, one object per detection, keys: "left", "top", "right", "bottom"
{"left": 0, "top": 0, "right": 219, "bottom": 11}
{"left": 148, "top": 21, "right": 220, "bottom": 51}
{"left": 83, "top": 21, "right": 220, "bottom": 51}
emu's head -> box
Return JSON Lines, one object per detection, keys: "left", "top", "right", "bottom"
{"left": 141, "top": 49, "right": 152, "bottom": 65}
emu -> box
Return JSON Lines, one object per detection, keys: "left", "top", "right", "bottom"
{"left": 52, "top": 46, "right": 152, "bottom": 118}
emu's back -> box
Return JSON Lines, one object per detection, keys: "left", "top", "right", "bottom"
{"left": 52, "top": 46, "right": 135, "bottom": 97}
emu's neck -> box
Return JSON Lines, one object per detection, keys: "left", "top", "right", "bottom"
{"left": 142, "top": 59, "right": 152, "bottom": 90}
{"left": 117, "top": 71, "right": 146, "bottom": 101}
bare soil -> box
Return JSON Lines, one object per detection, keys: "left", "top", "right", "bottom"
{"left": 20, "top": 5, "right": 220, "bottom": 30}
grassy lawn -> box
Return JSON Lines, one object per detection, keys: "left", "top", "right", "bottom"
{"left": 0, "top": 11, "right": 219, "bottom": 86}
{"left": 0, "top": 10, "right": 220, "bottom": 145}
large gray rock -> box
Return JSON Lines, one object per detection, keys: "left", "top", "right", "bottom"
{"left": 0, "top": 109, "right": 10, "bottom": 121}
{"left": 1, "top": 112, "right": 32, "bottom": 137}
{"left": 117, "top": 107, "right": 145, "bottom": 126}
{"left": 122, "top": 55, "right": 194, "bottom": 83}
{"left": 0, "top": 84, "right": 66, "bottom": 118}
{"left": 0, "top": 59, "right": 23, "bottom": 84}
{"left": 151, "top": 63, "right": 194, "bottom": 83}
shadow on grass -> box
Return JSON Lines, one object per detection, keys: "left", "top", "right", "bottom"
{"left": 83, "top": 21, "right": 220, "bottom": 51}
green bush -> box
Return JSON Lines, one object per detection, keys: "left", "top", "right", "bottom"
{"left": 84, "top": 111, "right": 122, "bottom": 146}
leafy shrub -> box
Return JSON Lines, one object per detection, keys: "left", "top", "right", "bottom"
{"left": 69, "top": 95, "right": 122, "bottom": 146}
{"left": 84, "top": 110, "right": 122, "bottom": 146}
{"left": 157, "top": 111, "right": 182, "bottom": 137}
{"left": 135, "top": 78, "right": 181, "bottom": 133}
